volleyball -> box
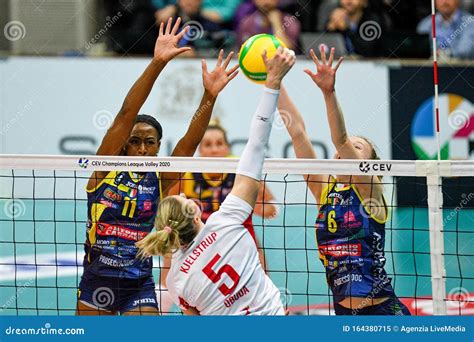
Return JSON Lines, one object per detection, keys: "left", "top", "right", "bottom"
{"left": 238, "top": 34, "right": 286, "bottom": 83}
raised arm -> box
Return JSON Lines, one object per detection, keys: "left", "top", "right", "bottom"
{"left": 161, "top": 50, "right": 239, "bottom": 194}
{"left": 96, "top": 17, "right": 189, "bottom": 157}
{"left": 278, "top": 86, "right": 327, "bottom": 201}
{"left": 170, "top": 50, "right": 238, "bottom": 157}
{"left": 231, "top": 47, "right": 296, "bottom": 207}
{"left": 304, "top": 47, "right": 357, "bottom": 158}
{"left": 279, "top": 86, "right": 315, "bottom": 159}
{"left": 88, "top": 18, "right": 190, "bottom": 189}
{"left": 305, "top": 47, "right": 383, "bottom": 192}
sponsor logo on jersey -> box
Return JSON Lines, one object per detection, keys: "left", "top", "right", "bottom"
{"left": 317, "top": 211, "right": 326, "bottom": 221}
{"left": 333, "top": 273, "right": 363, "bottom": 287}
{"left": 343, "top": 211, "right": 356, "bottom": 223}
{"left": 114, "top": 172, "right": 125, "bottom": 185}
{"left": 100, "top": 199, "right": 119, "bottom": 209}
{"left": 341, "top": 211, "right": 362, "bottom": 228}
{"left": 96, "top": 223, "right": 148, "bottom": 241}
{"left": 114, "top": 221, "right": 145, "bottom": 229}
{"left": 96, "top": 239, "right": 111, "bottom": 245}
{"left": 327, "top": 193, "right": 354, "bottom": 206}
{"left": 118, "top": 184, "right": 138, "bottom": 198}
{"left": 104, "top": 188, "right": 122, "bottom": 202}
{"left": 371, "top": 232, "right": 388, "bottom": 283}
{"left": 118, "top": 245, "right": 136, "bottom": 253}
{"left": 319, "top": 243, "right": 362, "bottom": 257}
{"left": 138, "top": 184, "right": 156, "bottom": 194}
{"left": 128, "top": 188, "right": 137, "bottom": 198}
{"left": 327, "top": 192, "right": 345, "bottom": 206}
{"left": 125, "top": 181, "right": 139, "bottom": 189}
{"left": 98, "top": 255, "right": 136, "bottom": 267}
{"left": 132, "top": 298, "right": 156, "bottom": 307}
{"left": 143, "top": 200, "right": 152, "bottom": 211}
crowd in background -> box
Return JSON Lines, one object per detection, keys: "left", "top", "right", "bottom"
{"left": 103, "top": 0, "right": 474, "bottom": 59}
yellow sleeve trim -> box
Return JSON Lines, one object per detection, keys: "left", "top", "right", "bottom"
{"left": 319, "top": 176, "right": 336, "bottom": 206}
{"left": 182, "top": 172, "right": 200, "bottom": 198}
{"left": 202, "top": 172, "right": 227, "bottom": 188}
{"left": 351, "top": 185, "right": 389, "bottom": 224}
{"left": 157, "top": 172, "right": 163, "bottom": 201}
{"left": 86, "top": 171, "right": 117, "bottom": 193}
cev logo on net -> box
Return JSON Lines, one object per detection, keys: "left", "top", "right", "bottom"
{"left": 78, "top": 158, "right": 89, "bottom": 169}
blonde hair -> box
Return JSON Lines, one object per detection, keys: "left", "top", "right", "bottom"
{"left": 207, "top": 117, "right": 229, "bottom": 146}
{"left": 136, "top": 196, "right": 198, "bottom": 258}
{"left": 354, "top": 135, "right": 383, "bottom": 181}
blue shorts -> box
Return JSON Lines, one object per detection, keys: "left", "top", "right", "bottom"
{"left": 334, "top": 297, "right": 411, "bottom": 315}
{"left": 78, "top": 271, "right": 158, "bottom": 314}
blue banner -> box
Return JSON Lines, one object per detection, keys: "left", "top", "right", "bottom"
{"left": 0, "top": 316, "right": 472, "bottom": 342}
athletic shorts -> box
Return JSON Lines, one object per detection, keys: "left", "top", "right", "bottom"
{"left": 334, "top": 296, "right": 411, "bottom": 315}
{"left": 78, "top": 271, "right": 158, "bottom": 314}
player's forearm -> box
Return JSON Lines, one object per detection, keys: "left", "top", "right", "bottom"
{"left": 233, "top": 88, "right": 280, "bottom": 206}
{"left": 322, "top": 91, "right": 350, "bottom": 148}
{"left": 278, "top": 86, "right": 304, "bottom": 136}
{"left": 172, "top": 90, "right": 216, "bottom": 156}
{"left": 236, "top": 87, "right": 279, "bottom": 179}
{"left": 119, "top": 60, "right": 166, "bottom": 118}
{"left": 278, "top": 87, "right": 317, "bottom": 160}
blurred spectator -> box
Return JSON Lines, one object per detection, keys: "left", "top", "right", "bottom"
{"left": 153, "top": 0, "right": 234, "bottom": 55}
{"left": 236, "top": 0, "right": 301, "bottom": 50}
{"left": 297, "top": 0, "right": 321, "bottom": 32}
{"left": 417, "top": 0, "right": 474, "bottom": 59}
{"left": 382, "top": 0, "right": 431, "bottom": 30}
{"left": 325, "top": 0, "right": 390, "bottom": 56}
{"left": 104, "top": 0, "right": 158, "bottom": 55}
{"left": 152, "top": 0, "right": 242, "bottom": 24}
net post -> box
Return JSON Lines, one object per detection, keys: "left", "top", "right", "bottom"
{"left": 426, "top": 174, "right": 447, "bottom": 315}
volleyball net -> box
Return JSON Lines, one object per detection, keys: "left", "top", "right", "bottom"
{"left": 0, "top": 155, "right": 473, "bottom": 315}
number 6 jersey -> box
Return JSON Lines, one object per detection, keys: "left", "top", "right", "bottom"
{"left": 315, "top": 178, "right": 395, "bottom": 303}
{"left": 167, "top": 194, "right": 284, "bottom": 315}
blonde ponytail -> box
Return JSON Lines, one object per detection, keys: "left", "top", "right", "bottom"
{"left": 136, "top": 196, "right": 198, "bottom": 258}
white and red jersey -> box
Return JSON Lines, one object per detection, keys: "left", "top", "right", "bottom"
{"left": 167, "top": 194, "right": 284, "bottom": 315}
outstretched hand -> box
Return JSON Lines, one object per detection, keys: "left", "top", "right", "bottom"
{"left": 202, "top": 50, "right": 239, "bottom": 98}
{"left": 304, "top": 46, "right": 343, "bottom": 94}
{"left": 262, "top": 46, "right": 296, "bottom": 89}
{"left": 154, "top": 17, "right": 191, "bottom": 64}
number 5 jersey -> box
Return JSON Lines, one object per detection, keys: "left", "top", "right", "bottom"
{"left": 167, "top": 194, "right": 284, "bottom": 315}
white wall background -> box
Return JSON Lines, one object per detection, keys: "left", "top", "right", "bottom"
{"left": 0, "top": 57, "right": 390, "bottom": 159}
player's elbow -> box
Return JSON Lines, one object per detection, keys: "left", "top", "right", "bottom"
{"left": 288, "top": 122, "right": 306, "bottom": 138}
{"left": 332, "top": 134, "right": 350, "bottom": 151}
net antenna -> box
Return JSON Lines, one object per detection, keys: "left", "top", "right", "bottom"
{"left": 428, "top": 0, "right": 448, "bottom": 315}
{"left": 431, "top": 0, "right": 441, "bottom": 161}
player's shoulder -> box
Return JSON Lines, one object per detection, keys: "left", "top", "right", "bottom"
{"left": 182, "top": 171, "right": 195, "bottom": 179}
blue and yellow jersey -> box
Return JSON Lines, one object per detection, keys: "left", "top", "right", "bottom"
{"left": 181, "top": 172, "right": 234, "bottom": 222}
{"left": 180, "top": 172, "right": 255, "bottom": 239}
{"left": 84, "top": 171, "right": 162, "bottom": 279}
{"left": 315, "top": 177, "right": 395, "bottom": 302}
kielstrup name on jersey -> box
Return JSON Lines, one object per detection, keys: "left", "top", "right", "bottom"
{"left": 180, "top": 232, "right": 218, "bottom": 274}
